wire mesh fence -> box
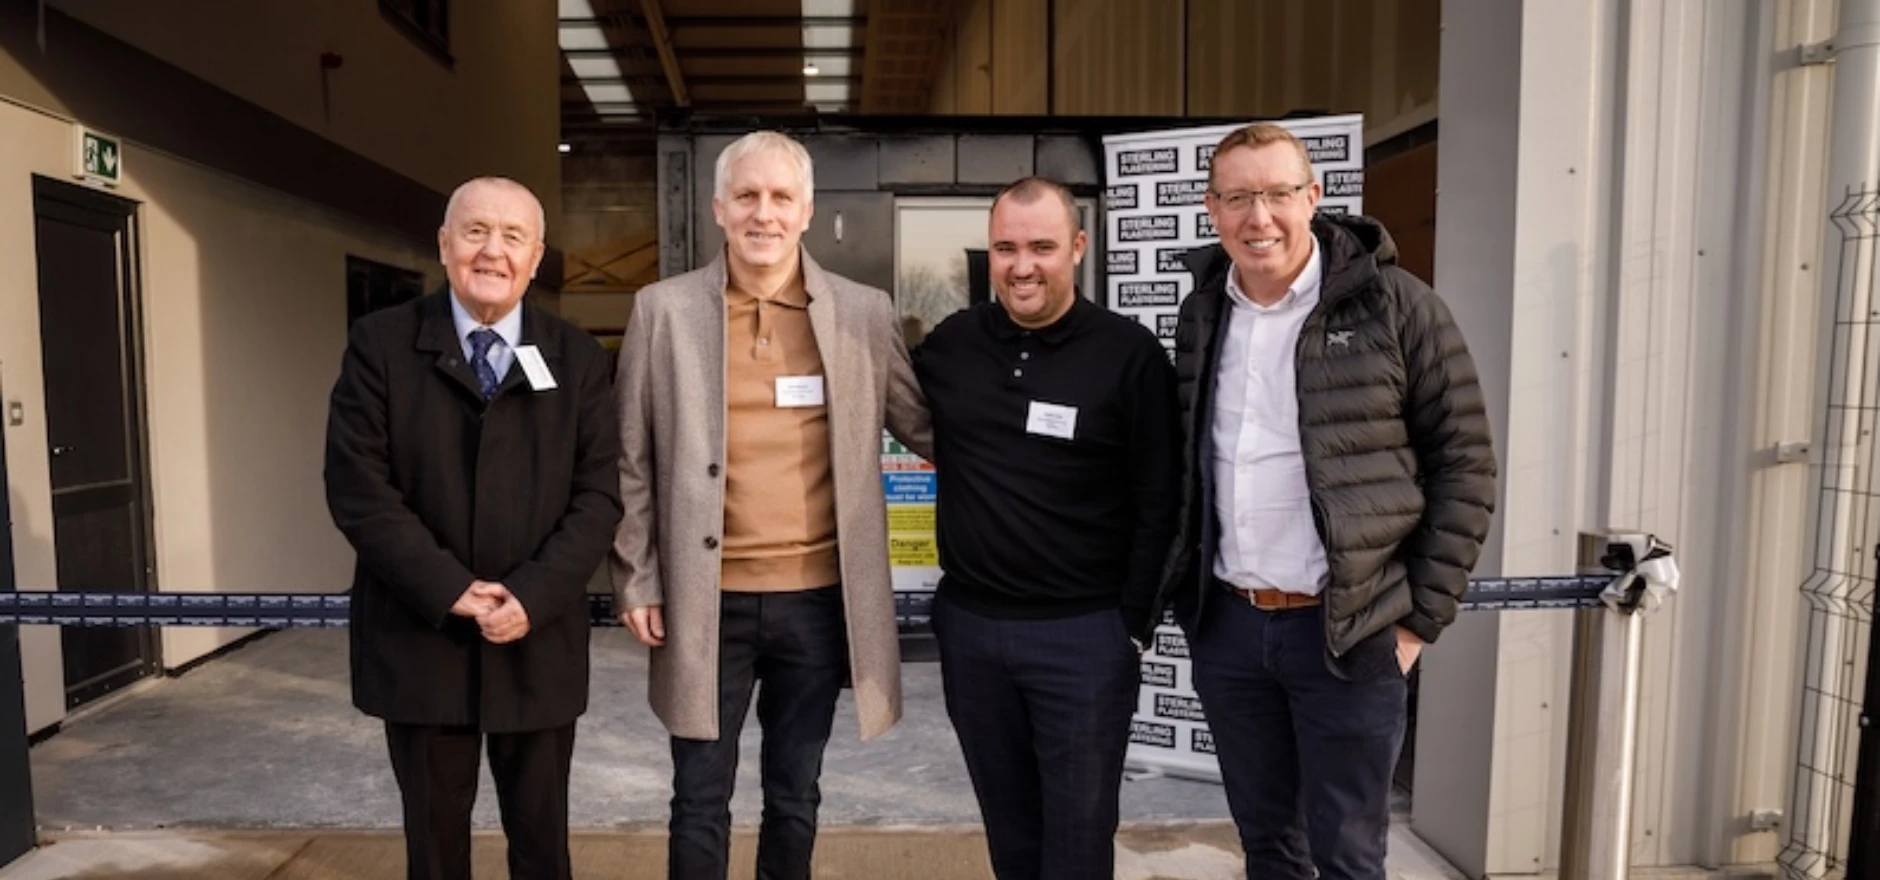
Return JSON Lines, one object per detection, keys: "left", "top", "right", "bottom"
{"left": 1782, "top": 187, "right": 1880, "bottom": 880}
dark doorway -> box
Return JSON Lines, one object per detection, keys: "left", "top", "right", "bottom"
{"left": 1849, "top": 606, "right": 1880, "bottom": 874}
{"left": 32, "top": 177, "right": 159, "bottom": 709}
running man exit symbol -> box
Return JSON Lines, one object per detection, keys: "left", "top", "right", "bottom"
{"left": 74, "top": 128, "right": 122, "bottom": 186}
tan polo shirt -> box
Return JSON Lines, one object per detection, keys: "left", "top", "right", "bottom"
{"left": 720, "top": 272, "right": 840, "bottom": 591}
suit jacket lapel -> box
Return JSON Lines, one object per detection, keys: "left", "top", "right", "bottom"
{"left": 417, "top": 289, "right": 487, "bottom": 401}
{"left": 802, "top": 251, "right": 848, "bottom": 420}
{"left": 700, "top": 254, "right": 729, "bottom": 439}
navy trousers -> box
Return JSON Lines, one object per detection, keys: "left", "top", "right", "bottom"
{"left": 933, "top": 593, "right": 1140, "bottom": 880}
{"left": 1187, "top": 595, "right": 1408, "bottom": 880}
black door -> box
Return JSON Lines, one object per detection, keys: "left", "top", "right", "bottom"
{"left": 32, "top": 177, "right": 158, "bottom": 709}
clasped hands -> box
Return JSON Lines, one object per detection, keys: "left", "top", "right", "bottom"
{"left": 450, "top": 580, "right": 530, "bottom": 644}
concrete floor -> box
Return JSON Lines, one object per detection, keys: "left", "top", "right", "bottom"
{"left": 1, "top": 824, "right": 1474, "bottom": 880}
{"left": 11, "top": 628, "right": 1468, "bottom": 878}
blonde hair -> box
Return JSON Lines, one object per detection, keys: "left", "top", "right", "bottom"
{"left": 1208, "top": 123, "right": 1313, "bottom": 188}
{"left": 714, "top": 131, "right": 815, "bottom": 204}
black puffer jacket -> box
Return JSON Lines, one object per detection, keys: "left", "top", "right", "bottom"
{"left": 1156, "top": 213, "right": 1496, "bottom": 658}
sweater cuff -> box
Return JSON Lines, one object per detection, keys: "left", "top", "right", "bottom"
{"left": 1401, "top": 612, "right": 1444, "bottom": 645}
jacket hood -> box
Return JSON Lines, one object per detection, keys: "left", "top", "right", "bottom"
{"left": 1181, "top": 212, "right": 1398, "bottom": 304}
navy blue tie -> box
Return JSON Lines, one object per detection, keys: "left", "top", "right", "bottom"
{"left": 468, "top": 328, "right": 501, "bottom": 399}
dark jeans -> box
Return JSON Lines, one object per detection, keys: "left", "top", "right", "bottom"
{"left": 669, "top": 585, "right": 848, "bottom": 880}
{"left": 932, "top": 592, "right": 1140, "bottom": 880}
{"left": 1187, "top": 597, "right": 1408, "bottom": 880}
{"left": 383, "top": 721, "right": 577, "bottom": 880}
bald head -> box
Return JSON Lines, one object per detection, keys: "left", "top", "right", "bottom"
{"left": 444, "top": 177, "right": 545, "bottom": 242}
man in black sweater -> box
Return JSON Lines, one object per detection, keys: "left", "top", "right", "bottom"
{"left": 913, "top": 177, "right": 1180, "bottom": 880}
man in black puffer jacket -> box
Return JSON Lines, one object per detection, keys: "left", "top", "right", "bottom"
{"left": 1155, "top": 123, "right": 1496, "bottom": 880}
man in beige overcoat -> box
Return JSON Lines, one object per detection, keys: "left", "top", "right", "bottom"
{"left": 610, "top": 130, "right": 932, "bottom": 880}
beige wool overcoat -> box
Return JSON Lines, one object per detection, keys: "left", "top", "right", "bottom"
{"left": 611, "top": 250, "right": 933, "bottom": 741}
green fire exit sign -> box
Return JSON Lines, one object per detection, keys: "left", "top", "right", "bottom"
{"left": 74, "top": 128, "right": 122, "bottom": 186}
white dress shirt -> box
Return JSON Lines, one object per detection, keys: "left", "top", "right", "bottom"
{"left": 1210, "top": 238, "right": 1330, "bottom": 595}
{"left": 450, "top": 294, "right": 522, "bottom": 382}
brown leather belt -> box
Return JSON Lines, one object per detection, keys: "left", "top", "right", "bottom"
{"left": 1216, "top": 578, "right": 1321, "bottom": 611}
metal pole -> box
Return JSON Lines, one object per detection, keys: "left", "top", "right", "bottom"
{"left": 1826, "top": 0, "right": 1880, "bottom": 186}
{"left": 1559, "top": 602, "right": 1646, "bottom": 880}
{"left": 1560, "top": 608, "right": 1596, "bottom": 878}
{"left": 1787, "top": 0, "right": 1880, "bottom": 872}
{"left": 1609, "top": 607, "right": 1645, "bottom": 877}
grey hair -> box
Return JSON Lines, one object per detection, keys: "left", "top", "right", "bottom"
{"left": 713, "top": 131, "right": 815, "bottom": 204}
{"left": 443, "top": 177, "right": 546, "bottom": 240}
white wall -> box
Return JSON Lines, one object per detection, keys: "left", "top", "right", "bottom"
{"left": 1, "top": 96, "right": 435, "bottom": 733}
{"left": 46, "top": 0, "right": 562, "bottom": 232}
{"left": 1415, "top": 0, "right": 1522, "bottom": 873}
{"left": 1422, "top": 0, "right": 1831, "bottom": 873}
{"left": 134, "top": 144, "right": 439, "bottom": 671}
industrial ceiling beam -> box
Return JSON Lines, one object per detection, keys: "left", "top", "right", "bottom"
{"left": 560, "top": 15, "right": 866, "bottom": 28}
{"left": 637, "top": 0, "right": 689, "bottom": 107}
{"left": 570, "top": 100, "right": 856, "bottom": 112}
{"left": 565, "top": 74, "right": 862, "bottom": 87}
{"left": 563, "top": 46, "right": 864, "bottom": 60}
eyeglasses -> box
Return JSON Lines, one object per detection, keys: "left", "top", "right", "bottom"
{"left": 1208, "top": 183, "right": 1312, "bottom": 213}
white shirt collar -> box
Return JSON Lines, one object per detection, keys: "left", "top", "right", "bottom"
{"left": 1224, "top": 234, "right": 1322, "bottom": 313}
{"left": 449, "top": 293, "right": 523, "bottom": 349}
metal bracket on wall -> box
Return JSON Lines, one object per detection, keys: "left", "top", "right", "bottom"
{"left": 1799, "top": 40, "right": 1837, "bottom": 65}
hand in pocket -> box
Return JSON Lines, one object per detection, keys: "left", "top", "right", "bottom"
{"left": 1393, "top": 625, "right": 1424, "bottom": 675}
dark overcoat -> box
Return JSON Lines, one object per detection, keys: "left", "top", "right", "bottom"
{"left": 325, "top": 289, "right": 623, "bottom": 732}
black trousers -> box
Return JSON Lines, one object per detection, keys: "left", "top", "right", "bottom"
{"left": 382, "top": 720, "right": 577, "bottom": 880}
{"left": 669, "top": 585, "right": 849, "bottom": 880}
{"left": 932, "top": 593, "right": 1140, "bottom": 880}
{"left": 1187, "top": 597, "right": 1408, "bottom": 880}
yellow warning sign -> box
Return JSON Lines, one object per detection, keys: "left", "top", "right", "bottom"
{"left": 887, "top": 505, "right": 936, "bottom": 534}
{"left": 888, "top": 534, "right": 938, "bottom": 567}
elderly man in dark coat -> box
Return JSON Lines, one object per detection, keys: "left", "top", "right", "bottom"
{"left": 325, "top": 176, "right": 622, "bottom": 880}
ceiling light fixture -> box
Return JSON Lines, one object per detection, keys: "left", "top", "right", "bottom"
{"left": 558, "top": 143, "right": 572, "bottom": 154}
{"left": 803, "top": 62, "right": 821, "bottom": 76}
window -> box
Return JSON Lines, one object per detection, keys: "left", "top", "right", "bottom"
{"left": 381, "top": 0, "right": 451, "bottom": 62}
{"left": 347, "top": 256, "right": 426, "bottom": 326}
{"left": 892, "top": 197, "right": 1099, "bottom": 348}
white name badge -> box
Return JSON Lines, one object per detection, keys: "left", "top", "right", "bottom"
{"left": 1026, "top": 400, "right": 1078, "bottom": 440}
{"left": 776, "top": 375, "right": 826, "bottom": 408}
{"left": 513, "top": 345, "right": 558, "bottom": 391}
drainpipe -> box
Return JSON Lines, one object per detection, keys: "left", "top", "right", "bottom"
{"left": 1783, "top": 0, "right": 1880, "bottom": 875}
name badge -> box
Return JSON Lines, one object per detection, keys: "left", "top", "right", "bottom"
{"left": 514, "top": 346, "right": 557, "bottom": 391}
{"left": 776, "top": 376, "right": 826, "bottom": 408}
{"left": 1026, "top": 400, "right": 1078, "bottom": 440}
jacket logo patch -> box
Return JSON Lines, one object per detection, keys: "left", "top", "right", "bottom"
{"left": 1326, "top": 329, "right": 1354, "bottom": 347}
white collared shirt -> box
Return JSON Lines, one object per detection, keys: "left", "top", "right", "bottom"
{"left": 449, "top": 294, "right": 522, "bottom": 382}
{"left": 1210, "top": 238, "right": 1330, "bottom": 595}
